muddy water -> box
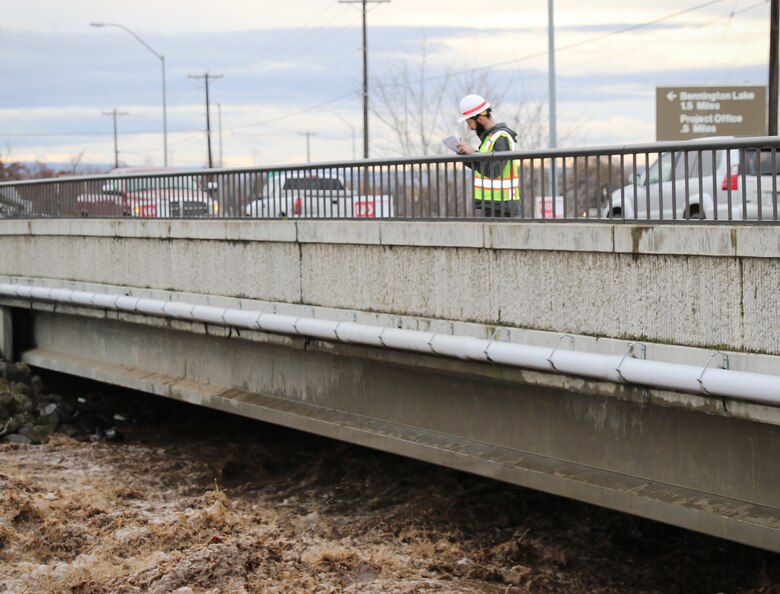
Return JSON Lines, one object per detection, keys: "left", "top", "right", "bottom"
{"left": 1, "top": 388, "right": 778, "bottom": 594}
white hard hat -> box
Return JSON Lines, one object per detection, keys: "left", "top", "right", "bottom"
{"left": 458, "top": 94, "right": 491, "bottom": 123}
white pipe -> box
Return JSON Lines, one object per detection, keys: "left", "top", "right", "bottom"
{"left": 1, "top": 283, "right": 779, "bottom": 405}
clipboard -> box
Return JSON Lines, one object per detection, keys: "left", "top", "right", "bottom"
{"left": 441, "top": 135, "right": 461, "bottom": 153}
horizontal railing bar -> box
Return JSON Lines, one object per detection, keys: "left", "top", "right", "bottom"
{"left": 3, "top": 136, "right": 780, "bottom": 188}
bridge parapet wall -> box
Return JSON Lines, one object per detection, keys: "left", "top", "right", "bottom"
{"left": 0, "top": 219, "right": 778, "bottom": 356}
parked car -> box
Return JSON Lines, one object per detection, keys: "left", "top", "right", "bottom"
{"left": 603, "top": 145, "right": 779, "bottom": 220}
{"left": 0, "top": 187, "right": 32, "bottom": 218}
{"left": 245, "top": 172, "right": 394, "bottom": 219}
{"left": 76, "top": 167, "right": 220, "bottom": 218}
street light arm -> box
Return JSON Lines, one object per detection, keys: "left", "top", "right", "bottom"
{"left": 90, "top": 21, "right": 168, "bottom": 166}
{"left": 324, "top": 109, "right": 355, "bottom": 132}
{"left": 89, "top": 22, "right": 163, "bottom": 61}
{"left": 321, "top": 110, "right": 357, "bottom": 161}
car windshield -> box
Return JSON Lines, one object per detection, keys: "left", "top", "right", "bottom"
{"left": 282, "top": 177, "right": 344, "bottom": 191}
{"left": 647, "top": 150, "right": 722, "bottom": 184}
{"left": 0, "top": 187, "right": 25, "bottom": 207}
{"left": 743, "top": 150, "right": 779, "bottom": 176}
{"left": 645, "top": 153, "right": 676, "bottom": 184}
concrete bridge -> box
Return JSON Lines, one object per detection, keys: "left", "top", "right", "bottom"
{"left": 1, "top": 217, "right": 779, "bottom": 552}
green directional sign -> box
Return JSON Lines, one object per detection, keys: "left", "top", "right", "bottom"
{"left": 656, "top": 85, "right": 767, "bottom": 141}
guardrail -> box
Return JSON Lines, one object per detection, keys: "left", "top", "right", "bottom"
{"left": 1, "top": 136, "right": 778, "bottom": 222}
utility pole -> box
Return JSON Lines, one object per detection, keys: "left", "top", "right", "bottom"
{"left": 102, "top": 108, "right": 128, "bottom": 168}
{"left": 770, "top": 0, "right": 779, "bottom": 135}
{"left": 339, "top": 0, "right": 390, "bottom": 159}
{"left": 298, "top": 131, "right": 317, "bottom": 162}
{"left": 189, "top": 72, "right": 223, "bottom": 168}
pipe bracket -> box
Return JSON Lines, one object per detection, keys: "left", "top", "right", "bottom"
{"left": 333, "top": 311, "right": 356, "bottom": 341}
{"left": 616, "top": 342, "right": 646, "bottom": 382}
{"left": 697, "top": 351, "right": 729, "bottom": 395}
{"left": 293, "top": 307, "right": 315, "bottom": 335}
{"left": 483, "top": 327, "right": 510, "bottom": 362}
{"left": 378, "top": 316, "right": 397, "bottom": 347}
{"left": 428, "top": 321, "right": 454, "bottom": 355}
{"left": 547, "top": 334, "right": 575, "bottom": 372}
{"left": 254, "top": 302, "right": 277, "bottom": 331}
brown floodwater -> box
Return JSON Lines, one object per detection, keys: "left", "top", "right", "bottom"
{"left": 1, "top": 380, "right": 778, "bottom": 594}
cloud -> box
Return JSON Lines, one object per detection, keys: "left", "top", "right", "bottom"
{"left": 0, "top": 2, "right": 773, "bottom": 168}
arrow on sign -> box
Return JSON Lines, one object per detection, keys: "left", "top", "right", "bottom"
{"left": 666, "top": 91, "right": 678, "bottom": 101}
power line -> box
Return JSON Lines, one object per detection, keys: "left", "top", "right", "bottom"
{"left": 226, "top": 4, "right": 351, "bottom": 73}
{"left": 261, "top": 16, "right": 362, "bottom": 66}
{"left": 246, "top": 7, "right": 355, "bottom": 69}
{"left": 228, "top": 90, "right": 358, "bottom": 131}
{"left": 521, "top": 0, "right": 766, "bottom": 84}
{"left": 0, "top": 128, "right": 212, "bottom": 137}
{"left": 375, "top": 0, "right": 730, "bottom": 90}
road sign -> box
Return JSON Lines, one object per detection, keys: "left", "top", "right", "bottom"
{"left": 656, "top": 85, "right": 766, "bottom": 141}
{"left": 534, "top": 196, "right": 565, "bottom": 219}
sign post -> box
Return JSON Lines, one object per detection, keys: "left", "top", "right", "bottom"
{"left": 656, "top": 85, "right": 767, "bottom": 141}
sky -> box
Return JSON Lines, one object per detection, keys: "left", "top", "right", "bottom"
{"left": 0, "top": 0, "right": 773, "bottom": 170}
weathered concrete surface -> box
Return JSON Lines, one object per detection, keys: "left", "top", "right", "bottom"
{"left": 1, "top": 218, "right": 780, "bottom": 552}
{"left": 20, "top": 310, "right": 780, "bottom": 553}
{"left": 0, "top": 306, "right": 11, "bottom": 360}
{"left": 0, "top": 218, "right": 778, "bottom": 354}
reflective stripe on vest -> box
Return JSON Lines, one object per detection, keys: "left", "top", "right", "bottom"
{"left": 474, "top": 130, "right": 520, "bottom": 202}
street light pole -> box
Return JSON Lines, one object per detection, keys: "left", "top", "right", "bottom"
{"left": 548, "top": 0, "right": 557, "bottom": 200}
{"left": 547, "top": 0, "right": 557, "bottom": 150}
{"left": 90, "top": 22, "right": 168, "bottom": 166}
{"left": 770, "top": 0, "right": 779, "bottom": 135}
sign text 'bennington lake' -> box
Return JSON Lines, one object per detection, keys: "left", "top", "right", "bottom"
{"left": 656, "top": 85, "right": 767, "bottom": 140}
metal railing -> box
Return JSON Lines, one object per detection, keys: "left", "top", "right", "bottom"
{"left": 1, "top": 136, "right": 779, "bottom": 223}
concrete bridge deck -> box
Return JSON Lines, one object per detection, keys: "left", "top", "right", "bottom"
{"left": 0, "top": 218, "right": 779, "bottom": 552}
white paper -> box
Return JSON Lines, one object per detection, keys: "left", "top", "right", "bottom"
{"left": 441, "top": 135, "right": 461, "bottom": 153}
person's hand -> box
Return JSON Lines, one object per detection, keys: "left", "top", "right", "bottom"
{"left": 456, "top": 142, "right": 475, "bottom": 155}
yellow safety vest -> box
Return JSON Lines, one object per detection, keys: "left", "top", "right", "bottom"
{"left": 474, "top": 130, "right": 520, "bottom": 202}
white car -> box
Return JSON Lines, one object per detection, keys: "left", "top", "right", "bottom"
{"left": 245, "top": 172, "right": 394, "bottom": 219}
{"left": 0, "top": 187, "right": 32, "bottom": 218}
{"left": 604, "top": 146, "right": 779, "bottom": 220}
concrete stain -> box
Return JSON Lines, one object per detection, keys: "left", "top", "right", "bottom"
{"left": 630, "top": 226, "right": 652, "bottom": 257}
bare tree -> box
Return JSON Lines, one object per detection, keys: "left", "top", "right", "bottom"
{"left": 371, "top": 45, "right": 565, "bottom": 159}
{"left": 371, "top": 46, "right": 603, "bottom": 218}
{"left": 69, "top": 150, "right": 86, "bottom": 175}
{"left": 371, "top": 38, "right": 455, "bottom": 157}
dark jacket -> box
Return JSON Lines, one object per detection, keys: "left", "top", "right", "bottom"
{"left": 468, "top": 122, "right": 518, "bottom": 179}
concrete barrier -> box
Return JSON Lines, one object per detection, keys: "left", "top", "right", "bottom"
{"left": 1, "top": 219, "right": 779, "bottom": 355}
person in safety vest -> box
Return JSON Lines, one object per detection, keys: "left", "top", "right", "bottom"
{"left": 455, "top": 94, "right": 520, "bottom": 217}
